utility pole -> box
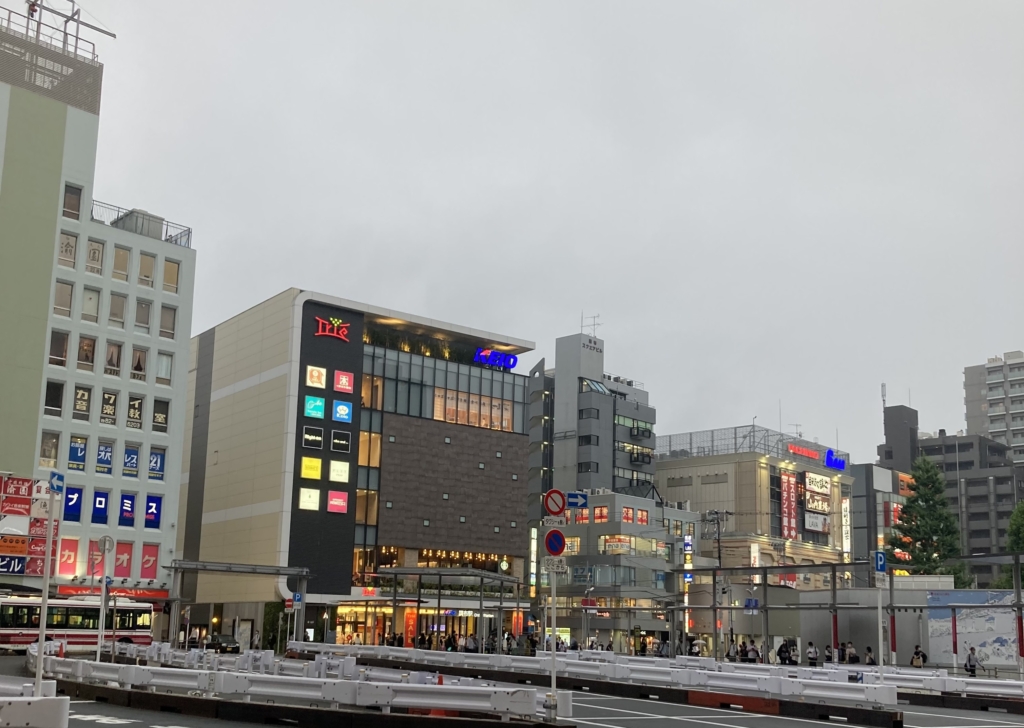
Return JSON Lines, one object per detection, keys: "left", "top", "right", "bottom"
{"left": 705, "top": 510, "right": 734, "bottom": 655}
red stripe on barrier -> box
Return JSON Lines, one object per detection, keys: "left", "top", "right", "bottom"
{"left": 688, "top": 690, "right": 780, "bottom": 714}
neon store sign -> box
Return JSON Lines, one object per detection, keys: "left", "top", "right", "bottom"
{"left": 474, "top": 348, "right": 518, "bottom": 370}
{"left": 788, "top": 444, "right": 819, "bottom": 459}
{"left": 824, "top": 449, "right": 846, "bottom": 471}
{"left": 314, "top": 317, "right": 351, "bottom": 342}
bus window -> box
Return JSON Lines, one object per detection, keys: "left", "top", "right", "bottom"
{"left": 115, "top": 611, "right": 135, "bottom": 630}
{"left": 46, "top": 607, "right": 67, "bottom": 628}
{"left": 68, "top": 607, "right": 98, "bottom": 630}
{"left": 136, "top": 610, "right": 151, "bottom": 628}
{"left": 29, "top": 606, "right": 40, "bottom": 627}
{"left": 0, "top": 606, "right": 30, "bottom": 629}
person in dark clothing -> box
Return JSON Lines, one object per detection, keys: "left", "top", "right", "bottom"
{"left": 777, "top": 641, "right": 790, "bottom": 665}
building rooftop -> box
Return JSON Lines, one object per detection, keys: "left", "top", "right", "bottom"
{"left": 656, "top": 424, "right": 850, "bottom": 466}
{"left": 0, "top": 4, "right": 106, "bottom": 114}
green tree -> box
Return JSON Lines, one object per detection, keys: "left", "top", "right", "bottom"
{"left": 887, "top": 456, "right": 971, "bottom": 587}
{"left": 989, "top": 501, "right": 1024, "bottom": 588}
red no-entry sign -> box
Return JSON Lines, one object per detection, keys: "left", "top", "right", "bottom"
{"left": 543, "top": 489, "right": 566, "bottom": 516}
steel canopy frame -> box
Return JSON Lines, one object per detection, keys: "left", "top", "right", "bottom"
{"left": 167, "top": 560, "right": 312, "bottom": 648}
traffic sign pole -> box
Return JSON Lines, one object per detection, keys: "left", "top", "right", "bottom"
{"left": 33, "top": 478, "right": 59, "bottom": 696}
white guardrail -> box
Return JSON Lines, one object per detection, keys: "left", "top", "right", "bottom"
{"left": 282, "top": 640, "right": 1024, "bottom": 705}
{"left": 41, "top": 646, "right": 555, "bottom": 721}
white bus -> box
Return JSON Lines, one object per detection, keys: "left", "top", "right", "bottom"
{"left": 0, "top": 596, "right": 153, "bottom": 652}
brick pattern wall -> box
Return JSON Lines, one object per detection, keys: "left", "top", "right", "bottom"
{"left": 378, "top": 414, "right": 528, "bottom": 558}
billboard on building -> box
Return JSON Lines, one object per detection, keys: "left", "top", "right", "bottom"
{"left": 805, "top": 472, "right": 831, "bottom": 495}
{"left": 781, "top": 471, "right": 798, "bottom": 539}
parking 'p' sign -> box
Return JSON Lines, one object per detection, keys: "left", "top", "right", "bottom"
{"left": 545, "top": 529, "right": 566, "bottom": 556}
{"left": 543, "top": 489, "right": 566, "bottom": 517}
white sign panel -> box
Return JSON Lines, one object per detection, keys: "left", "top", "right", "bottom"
{"left": 841, "top": 497, "right": 852, "bottom": 554}
{"left": 805, "top": 512, "right": 830, "bottom": 533}
{"left": 805, "top": 472, "right": 831, "bottom": 495}
{"left": 542, "top": 556, "right": 567, "bottom": 573}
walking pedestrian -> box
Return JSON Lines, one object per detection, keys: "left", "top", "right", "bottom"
{"left": 806, "top": 641, "right": 819, "bottom": 667}
{"left": 965, "top": 647, "right": 980, "bottom": 677}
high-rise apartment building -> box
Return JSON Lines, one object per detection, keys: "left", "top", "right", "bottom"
{"left": 0, "top": 6, "right": 195, "bottom": 633}
{"left": 877, "top": 408, "right": 1024, "bottom": 587}
{"left": 964, "top": 351, "right": 1024, "bottom": 464}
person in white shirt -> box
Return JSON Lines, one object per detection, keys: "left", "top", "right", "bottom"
{"left": 806, "top": 641, "right": 819, "bottom": 667}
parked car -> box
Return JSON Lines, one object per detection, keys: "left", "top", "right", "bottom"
{"left": 206, "top": 634, "right": 240, "bottom": 654}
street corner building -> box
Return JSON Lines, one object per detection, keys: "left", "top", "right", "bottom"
{"left": 180, "top": 290, "right": 535, "bottom": 645}
{"left": 0, "top": 3, "right": 196, "bottom": 639}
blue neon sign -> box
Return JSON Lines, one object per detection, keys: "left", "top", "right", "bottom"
{"left": 474, "top": 348, "right": 518, "bottom": 370}
{"left": 825, "top": 449, "right": 847, "bottom": 471}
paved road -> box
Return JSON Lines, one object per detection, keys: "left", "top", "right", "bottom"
{"left": 564, "top": 694, "right": 1024, "bottom": 728}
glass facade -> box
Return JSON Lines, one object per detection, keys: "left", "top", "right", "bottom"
{"left": 360, "top": 345, "right": 528, "bottom": 433}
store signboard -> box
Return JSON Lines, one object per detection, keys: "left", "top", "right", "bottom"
{"left": 805, "top": 491, "right": 830, "bottom": 514}
{"left": 805, "top": 472, "right": 831, "bottom": 495}
{"left": 805, "top": 512, "right": 830, "bottom": 533}
{"left": 841, "top": 497, "right": 852, "bottom": 554}
{"left": 781, "top": 471, "right": 798, "bottom": 539}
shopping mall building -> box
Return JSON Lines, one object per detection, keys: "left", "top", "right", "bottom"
{"left": 179, "top": 290, "right": 533, "bottom": 646}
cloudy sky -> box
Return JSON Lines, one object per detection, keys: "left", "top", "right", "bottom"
{"left": 76, "top": 1, "right": 1023, "bottom": 462}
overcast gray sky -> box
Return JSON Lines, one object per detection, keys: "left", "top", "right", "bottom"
{"left": 78, "top": 1, "right": 1023, "bottom": 462}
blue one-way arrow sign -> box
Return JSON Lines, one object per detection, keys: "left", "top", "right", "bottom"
{"left": 49, "top": 471, "right": 64, "bottom": 494}
{"left": 567, "top": 491, "right": 588, "bottom": 509}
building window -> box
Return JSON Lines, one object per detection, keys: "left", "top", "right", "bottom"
{"left": 496, "top": 451, "right": 502, "bottom": 458}
{"left": 99, "top": 391, "right": 118, "bottom": 425}
{"left": 478, "top": 462, "right": 485, "bottom": 469}
{"left": 152, "top": 399, "right": 169, "bottom": 433}
{"left": 58, "top": 233, "right": 77, "bottom": 268}
{"left": 49, "top": 331, "right": 68, "bottom": 366}
{"left": 512, "top": 474, "right": 518, "bottom": 481}
{"left": 130, "top": 348, "right": 147, "bottom": 381}
{"left": 156, "top": 353, "right": 172, "bottom": 385}
{"left": 622, "top": 507, "right": 634, "bottom": 523}
{"left": 159, "top": 306, "right": 176, "bottom": 339}
{"left": 81, "top": 288, "right": 100, "bottom": 323}
{"left": 459, "top": 515, "right": 466, "bottom": 523}
{"left": 579, "top": 408, "right": 600, "bottom": 420}
{"left": 108, "top": 293, "right": 126, "bottom": 328}
{"left": 39, "top": 432, "right": 59, "bottom": 468}
{"left": 578, "top": 435, "right": 599, "bottom": 446}
{"left": 423, "top": 520, "right": 430, "bottom": 527}
{"left": 113, "top": 247, "right": 130, "bottom": 282}
{"left": 105, "top": 342, "right": 122, "bottom": 377}
{"left": 73, "top": 385, "right": 91, "bottom": 422}
{"left": 86, "top": 240, "right": 104, "bottom": 274}
{"left": 77, "top": 336, "right": 96, "bottom": 372}
{"left": 494, "top": 526, "right": 500, "bottom": 533}
{"left": 510, "top": 521, "right": 517, "bottom": 528}
{"left": 388, "top": 435, "right": 396, "bottom": 443}
{"left": 385, "top": 501, "right": 393, "bottom": 509}
{"left": 577, "top": 461, "right": 598, "bottom": 473}
{"left": 594, "top": 506, "right": 609, "bottom": 523}
{"left": 163, "top": 260, "right": 179, "bottom": 293}
{"left": 126, "top": 396, "right": 144, "bottom": 429}
{"left": 575, "top": 508, "right": 589, "bottom": 524}
{"left": 674, "top": 520, "right": 683, "bottom": 537}
{"left": 637, "top": 509, "right": 649, "bottom": 525}
{"left": 442, "top": 493, "right": 449, "bottom": 500}
{"left": 53, "top": 281, "right": 72, "bottom": 317}
{"left": 63, "top": 184, "right": 81, "bottom": 220}
{"left": 135, "top": 300, "right": 151, "bottom": 334}
{"left": 44, "top": 381, "right": 63, "bottom": 417}
{"left": 444, "top": 437, "right": 451, "bottom": 444}
{"left": 138, "top": 253, "right": 156, "bottom": 287}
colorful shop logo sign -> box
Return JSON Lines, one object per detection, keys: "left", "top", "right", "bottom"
{"left": 314, "top": 317, "right": 351, "bottom": 342}
{"left": 474, "top": 348, "right": 518, "bottom": 370}
{"left": 304, "top": 396, "right": 325, "bottom": 419}
{"left": 825, "top": 449, "right": 847, "bottom": 471}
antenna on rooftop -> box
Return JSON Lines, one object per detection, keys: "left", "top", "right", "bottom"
{"left": 581, "top": 314, "right": 602, "bottom": 338}
{"left": 789, "top": 424, "right": 803, "bottom": 439}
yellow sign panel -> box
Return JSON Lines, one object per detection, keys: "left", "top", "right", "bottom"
{"left": 301, "top": 457, "right": 322, "bottom": 480}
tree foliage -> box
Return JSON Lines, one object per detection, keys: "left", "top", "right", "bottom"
{"left": 887, "top": 456, "right": 970, "bottom": 587}
{"left": 990, "top": 500, "right": 1024, "bottom": 589}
